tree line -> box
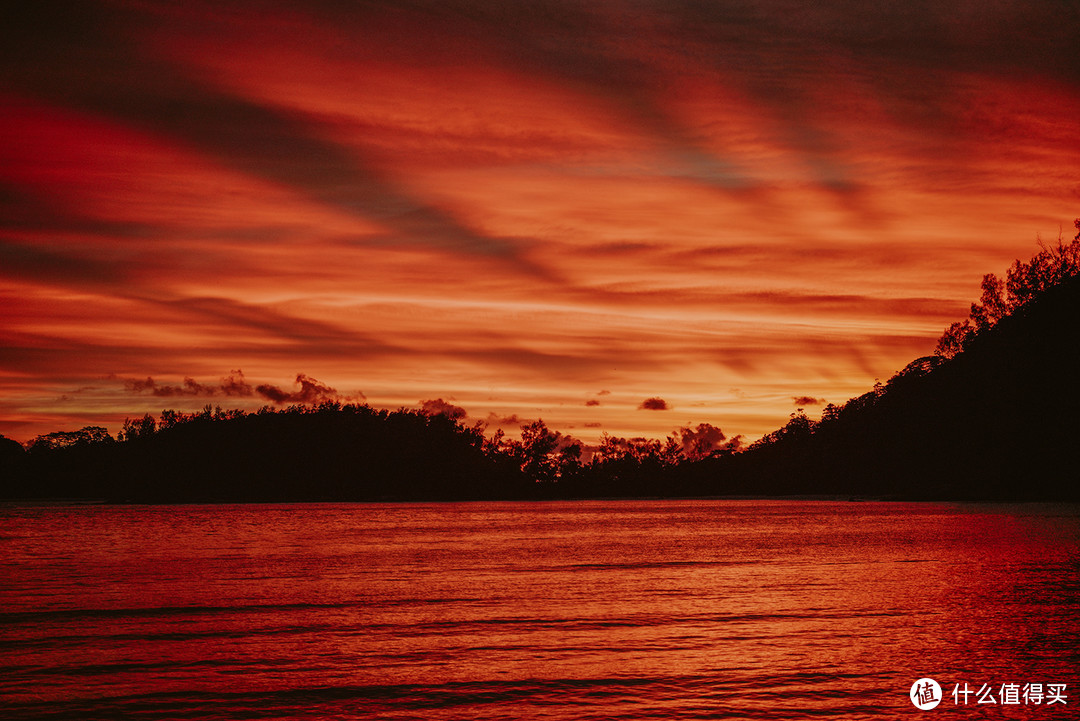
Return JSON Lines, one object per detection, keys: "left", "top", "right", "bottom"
{"left": 0, "top": 402, "right": 744, "bottom": 502}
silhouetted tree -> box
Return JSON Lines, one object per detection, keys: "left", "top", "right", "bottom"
{"left": 935, "top": 320, "right": 974, "bottom": 359}
{"left": 936, "top": 220, "right": 1080, "bottom": 358}
{"left": 119, "top": 414, "right": 157, "bottom": 441}
{"left": 28, "top": 426, "right": 113, "bottom": 451}
{"left": 0, "top": 434, "right": 26, "bottom": 475}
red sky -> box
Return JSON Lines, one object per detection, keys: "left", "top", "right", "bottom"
{"left": 1, "top": 1, "right": 1078, "bottom": 444}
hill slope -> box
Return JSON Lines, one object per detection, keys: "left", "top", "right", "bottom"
{"left": 692, "top": 274, "right": 1080, "bottom": 500}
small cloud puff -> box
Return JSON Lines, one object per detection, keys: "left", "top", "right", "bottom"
{"left": 638, "top": 397, "right": 670, "bottom": 410}
{"left": 792, "top": 395, "right": 825, "bottom": 406}
{"left": 419, "top": 398, "right": 467, "bottom": 420}
{"left": 257, "top": 374, "right": 356, "bottom": 405}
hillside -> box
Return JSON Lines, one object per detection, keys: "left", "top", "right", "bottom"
{"left": 1, "top": 405, "right": 533, "bottom": 502}
{"left": 687, "top": 273, "right": 1080, "bottom": 500}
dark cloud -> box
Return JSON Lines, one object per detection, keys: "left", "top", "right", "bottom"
{"left": 0, "top": 237, "right": 127, "bottom": 288}
{"left": 299, "top": 0, "right": 1080, "bottom": 194}
{"left": 0, "top": 3, "right": 549, "bottom": 277}
{"left": 656, "top": 0, "right": 1080, "bottom": 182}
{"left": 585, "top": 399, "right": 601, "bottom": 406}
{"left": 153, "top": 296, "right": 404, "bottom": 357}
{"left": 6, "top": 1, "right": 1074, "bottom": 230}
{"left": 0, "top": 182, "right": 161, "bottom": 241}
{"left": 459, "top": 346, "right": 617, "bottom": 374}
{"left": 255, "top": 374, "right": 352, "bottom": 405}
{"left": 220, "top": 370, "right": 255, "bottom": 396}
{"left": 419, "top": 398, "right": 467, "bottom": 420}
{"left": 597, "top": 390, "right": 611, "bottom": 396}
{"left": 6, "top": 295, "right": 390, "bottom": 380}
{"left": 301, "top": 0, "right": 746, "bottom": 186}
{"left": 638, "top": 397, "right": 670, "bottom": 411}
{"left": 793, "top": 396, "right": 825, "bottom": 407}
{"left": 124, "top": 370, "right": 255, "bottom": 398}
{"left": 125, "top": 376, "right": 214, "bottom": 397}
{"left": 573, "top": 280, "right": 962, "bottom": 321}
{"left": 126, "top": 370, "right": 353, "bottom": 407}
{"left": 485, "top": 412, "right": 521, "bottom": 426}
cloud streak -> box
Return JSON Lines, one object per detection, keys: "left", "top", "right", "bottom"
{"left": 0, "top": 3, "right": 548, "bottom": 277}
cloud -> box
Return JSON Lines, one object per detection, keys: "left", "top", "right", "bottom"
{"left": 125, "top": 376, "right": 213, "bottom": 397}
{"left": 124, "top": 370, "right": 257, "bottom": 398}
{"left": 0, "top": 3, "right": 554, "bottom": 278}
{"left": 419, "top": 398, "right": 467, "bottom": 420}
{"left": 485, "top": 412, "right": 521, "bottom": 426}
{"left": 219, "top": 370, "right": 255, "bottom": 396}
{"left": 638, "top": 397, "right": 670, "bottom": 411}
{"left": 157, "top": 297, "right": 402, "bottom": 353}
{"left": 585, "top": 399, "right": 600, "bottom": 406}
{"left": 0, "top": 237, "right": 128, "bottom": 288}
{"left": 793, "top": 396, "right": 825, "bottom": 407}
{"left": 255, "top": 374, "right": 351, "bottom": 405}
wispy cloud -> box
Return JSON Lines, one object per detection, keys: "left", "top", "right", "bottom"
{"left": 0, "top": 5, "right": 549, "bottom": 278}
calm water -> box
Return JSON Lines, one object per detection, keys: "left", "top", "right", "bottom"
{"left": 1, "top": 501, "right": 1077, "bottom": 720}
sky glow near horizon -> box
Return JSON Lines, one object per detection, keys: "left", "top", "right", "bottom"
{"left": 1, "top": 1, "right": 1078, "bottom": 444}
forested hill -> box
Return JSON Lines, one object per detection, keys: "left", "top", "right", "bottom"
{"left": 0, "top": 406, "right": 541, "bottom": 502}
{"left": 688, "top": 271, "right": 1080, "bottom": 500}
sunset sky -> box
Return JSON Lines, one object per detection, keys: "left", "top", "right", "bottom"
{"left": 2, "top": 1, "right": 1078, "bottom": 445}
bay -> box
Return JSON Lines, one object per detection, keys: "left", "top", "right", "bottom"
{"left": 1, "top": 500, "right": 1077, "bottom": 719}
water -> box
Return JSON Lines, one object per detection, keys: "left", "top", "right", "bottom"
{"left": 1, "top": 501, "right": 1077, "bottom": 719}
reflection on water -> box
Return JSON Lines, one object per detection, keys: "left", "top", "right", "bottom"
{"left": 0, "top": 501, "right": 1077, "bottom": 719}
